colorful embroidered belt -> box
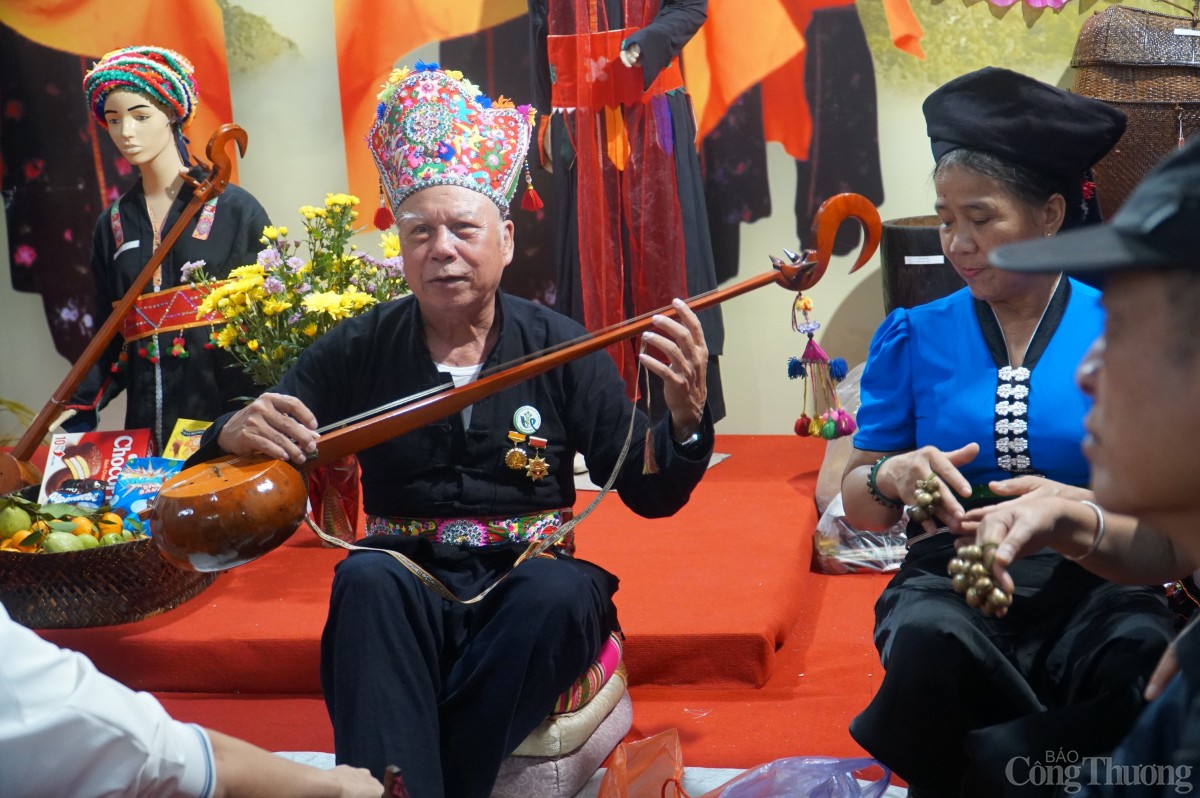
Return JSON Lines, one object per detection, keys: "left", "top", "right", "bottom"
{"left": 120, "top": 283, "right": 225, "bottom": 343}
{"left": 547, "top": 28, "right": 684, "bottom": 110}
{"left": 365, "top": 509, "right": 575, "bottom": 554}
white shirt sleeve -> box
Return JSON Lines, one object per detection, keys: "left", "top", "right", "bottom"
{"left": 0, "top": 604, "right": 216, "bottom": 798}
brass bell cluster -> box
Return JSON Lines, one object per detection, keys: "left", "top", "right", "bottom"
{"left": 907, "top": 474, "right": 940, "bottom": 524}
{"left": 948, "top": 543, "right": 1013, "bottom": 616}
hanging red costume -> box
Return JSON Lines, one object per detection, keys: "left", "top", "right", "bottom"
{"left": 530, "top": 0, "right": 725, "bottom": 411}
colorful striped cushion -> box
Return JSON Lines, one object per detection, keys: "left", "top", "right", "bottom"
{"left": 552, "top": 631, "right": 623, "bottom": 715}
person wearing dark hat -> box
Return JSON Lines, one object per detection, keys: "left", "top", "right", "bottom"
{"left": 840, "top": 66, "right": 1177, "bottom": 797}
{"left": 189, "top": 64, "right": 715, "bottom": 798}
{"left": 960, "top": 136, "right": 1200, "bottom": 796}
{"left": 68, "top": 46, "right": 271, "bottom": 451}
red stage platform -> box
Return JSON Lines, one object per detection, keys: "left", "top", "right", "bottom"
{"left": 35, "top": 435, "right": 891, "bottom": 770}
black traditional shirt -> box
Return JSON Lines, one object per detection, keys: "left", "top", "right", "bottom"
{"left": 71, "top": 167, "right": 270, "bottom": 450}
{"left": 197, "top": 291, "right": 714, "bottom": 520}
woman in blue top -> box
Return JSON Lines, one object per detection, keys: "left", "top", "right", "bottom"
{"left": 842, "top": 67, "right": 1177, "bottom": 797}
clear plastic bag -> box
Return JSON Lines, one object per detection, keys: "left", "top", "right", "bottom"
{"left": 812, "top": 493, "right": 907, "bottom": 575}
{"left": 699, "top": 756, "right": 892, "bottom": 798}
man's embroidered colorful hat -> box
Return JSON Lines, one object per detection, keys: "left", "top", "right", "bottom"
{"left": 367, "top": 62, "right": 539, "bottom": 218}
{"left": 83, "top": 46, "right": 199, "bottom": 128}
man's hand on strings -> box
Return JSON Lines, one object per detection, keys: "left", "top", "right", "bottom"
{"left": 217, "top": 392, "right": 319, "bottom": 465}
{"left": 640, "top": 298, "right": 708, "bottom": 441}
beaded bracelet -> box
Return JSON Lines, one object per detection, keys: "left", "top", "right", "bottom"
{"left": 867, "top": 456, "right": 903, "bottom": 509}
{"left": 1069, "top": 500, "right": 1107, "bottom": 562}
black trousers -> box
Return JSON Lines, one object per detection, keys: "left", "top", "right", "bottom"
{"left": 850, "top": 536, "right": 1175, "bottom": 798}
{"left": 320, "top": 538, "right": 618, "bottom": 798}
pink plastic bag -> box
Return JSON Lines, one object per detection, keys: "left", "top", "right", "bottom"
{"left": 698, "top": 757, "right": 892, "bottom": 798}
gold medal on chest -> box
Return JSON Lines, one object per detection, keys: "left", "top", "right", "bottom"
{"left": 505, "top": 431, "right": 529, "bottom": 470}
{"left": 525, "top": 435, "right": 550, "bottom": 481}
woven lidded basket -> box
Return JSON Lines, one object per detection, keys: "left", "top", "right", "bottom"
{"left": 0, "top": 538, "right": 216, "bottom": 629}
{"left": 1072, "top": 3, "right": 1200, "bottom": 219}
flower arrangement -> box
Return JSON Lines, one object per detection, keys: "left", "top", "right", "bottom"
{"left": 188, "top": 193, "right": 408, "bottom": 387}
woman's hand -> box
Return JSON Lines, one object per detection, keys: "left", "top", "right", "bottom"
{"left": 875, "top": 443, "right": 978, "bottom": 536}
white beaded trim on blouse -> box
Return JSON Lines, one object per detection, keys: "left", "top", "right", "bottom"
{"left": 995, "top": 366, "right": 1032, "bottom": 473}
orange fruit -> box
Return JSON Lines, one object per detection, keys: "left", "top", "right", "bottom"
{"left": 97, "top": 512, "right": 123, "bottom": 537}
{"left": 10, "top": 529, "right": 36, "bottom": 552}
{"left": 70, "top": 516, "right": 97, "bottom": 538}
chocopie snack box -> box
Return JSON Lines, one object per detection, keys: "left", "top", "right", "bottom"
{"left": 38, "top": 430, "right": 155, "bottom": 504}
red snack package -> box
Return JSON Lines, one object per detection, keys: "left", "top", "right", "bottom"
{"left": 38, "top": 430, "right": 154, "bottom": 504}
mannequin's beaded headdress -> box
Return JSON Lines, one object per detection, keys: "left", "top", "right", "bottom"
{"left": 83, "top": 46, "right": 198, "bottom": 128}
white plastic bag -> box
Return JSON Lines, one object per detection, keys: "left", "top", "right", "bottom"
{"left": 706, "top": 756, "right": 892, "bottom": 798}
{"left": 813, "top": 494, "right": 907, "bottom": 575}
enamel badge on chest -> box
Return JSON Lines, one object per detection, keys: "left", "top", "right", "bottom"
{"left": 513, "top": 405, "right": 541, "bottom": 435}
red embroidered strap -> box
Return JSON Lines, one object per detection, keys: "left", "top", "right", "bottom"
{"left": 547, "top": 28, "right": 684, "bottom": 111}
{"left": 120, "top": 282, "right": 225, "bottom": 343}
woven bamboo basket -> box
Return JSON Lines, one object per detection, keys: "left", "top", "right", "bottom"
{"left": 1071, "top": 3, "right": 1200, "bottom": 219}
{"left": 0, "top": 537, "right": 217, "bottom": 629}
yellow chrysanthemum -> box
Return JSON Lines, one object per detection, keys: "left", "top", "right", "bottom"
{"left": 444, "top": 69, "right": 463, "bottom": 81}
{"left": 340, "top": 287, "right": 378, "bottom": 312}
{"left": 186, "top": 190, "right": 412, "bottom": 388}
{"left": 387, "top": 66, "right": 411, "bottom": 84}
{"left": 302, "top": 291, "right": 348, "bottom": 320}
{"left": 228, "top": 264, "right": 265, "bottom": 279}
{"left": 216, "top": 324, "right": 239, "bottom": 348}
{"left": 381, "top": 232, "right": 401, "bottom": 259}
{"left": 261, "top": 299, "right": 292, "bottom": 316}
{"left": 196, "top": 294, "right": 219, "bottom": 317}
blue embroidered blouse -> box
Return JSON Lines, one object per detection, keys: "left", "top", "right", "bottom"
{"left": 853, "top": 278, "right": 1102, "bottom": 488}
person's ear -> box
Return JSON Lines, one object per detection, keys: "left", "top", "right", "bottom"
{"left": 1044, "top": 193, "right": 1066, "bottom": 236}
{"left": 500, "top": 217, "right": 515, "bottom": 267}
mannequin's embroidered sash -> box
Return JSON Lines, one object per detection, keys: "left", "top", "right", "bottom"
{"left": 120, "top": 282, "right": 225, "bottom": 343}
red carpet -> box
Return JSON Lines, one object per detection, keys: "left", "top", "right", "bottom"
{"left": 34, "top": 435, "right": 892, "bottom": 770}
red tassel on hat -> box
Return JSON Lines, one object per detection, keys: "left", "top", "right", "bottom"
{"left": 520, "top": 161, "right": 543, "bottom": 212}
{"left": 374, "top": 182, "right": 394, "bottom": 230}
{"left": 521, "top": 184, "right": 544, "bottom": 212}
{"left": 374, "top": 205, "right": 395, "bottom": 231}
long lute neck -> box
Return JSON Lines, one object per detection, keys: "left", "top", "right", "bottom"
{"left": 305, "top": 265, "right": 796, "bottom": 470}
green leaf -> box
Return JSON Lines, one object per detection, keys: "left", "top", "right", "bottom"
{"left": 38, "top": 503, "right": 89, "bottom": 519}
